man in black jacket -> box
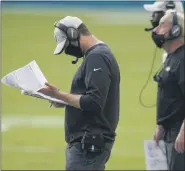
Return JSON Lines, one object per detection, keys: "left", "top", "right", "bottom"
{"left": 39, "top": 16, "right": 120, "bottom": 170}
{"left": 151, "top": 10, "right": 184, "bottom": 170}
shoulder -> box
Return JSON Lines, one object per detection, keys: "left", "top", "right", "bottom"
{"left": 170, "top": 46, "right": 184, "bottom": 66}
{"left": 85, "top": 45, "right": 113, "bottom": 65}
{"left": 176, "top": 51, "right": 184, "bottom": 68}
{"left": 176, "top": 45, "right": 185, "bottom": 61}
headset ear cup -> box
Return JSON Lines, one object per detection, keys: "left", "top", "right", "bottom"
{"left": 166, "top": 1, "right": 175, "bottom": 9}
{"left": 67, "top": 28, "right": 79, "bottom": 40}
{"left": 171, "top": 25, "right": 181, "bottom": 38}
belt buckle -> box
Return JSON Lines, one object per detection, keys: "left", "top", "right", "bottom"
{"left": 88, "top": 145, "right": 102, "bottom": 153}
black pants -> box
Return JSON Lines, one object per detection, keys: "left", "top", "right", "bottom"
{"left": 65, "top": 142, "right": 113, "bottom": 170}
{"left": 163, "top": 126, "right": 184, "bottom": 171}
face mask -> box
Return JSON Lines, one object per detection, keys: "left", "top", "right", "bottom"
{"left": 152, "top": 32, "right": 166, "bottom": 48}
{"left": 64, "top": 40, "right": 83, "bottom": 58}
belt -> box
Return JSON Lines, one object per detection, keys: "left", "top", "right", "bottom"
{"left": 69, "top": 136, "right": 114, "bottom": 145}
{"left": 68, "top": 140, "right": 113, "bottom": 153}
{"left": 68, "top": 132, "right": 115, "bottom": 144}
{"left": 69, "top": 136, "right": 113, "bottom": 147}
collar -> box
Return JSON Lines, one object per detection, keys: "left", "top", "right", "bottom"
{"left": 84, "top": 42, "right": 105, "bottom": 58}
{"left": 168, "top": 44, "right": 185, "bottom": 55}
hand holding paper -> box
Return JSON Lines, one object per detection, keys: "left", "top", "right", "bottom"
{"left": 1, "top": 60, "right": 67, "bottom": 106}
{"left": 38, "top": 82, "right": 68, "bottom": 107}
{"left": 144, "top": 140, "right": 168, "bottom": 170}
{"left": 49, "top": 101, "right": 66, "bottom": 108}
{"left": 1, "top": 60, "right": 47, "bottom": 92}
{"left": 38, "top": 82, "right": 60, "bottom": 98}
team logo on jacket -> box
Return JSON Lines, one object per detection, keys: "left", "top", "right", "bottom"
{"left": 165, "top": 66, "right": 171, "bottom": 72}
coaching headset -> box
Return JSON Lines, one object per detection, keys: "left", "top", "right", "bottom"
{"left": 54, "top": 22, "right": 81, "bottom": 64}
{"left": 54, "top": 22, "right": 80, "bottom": 41}
{"left": 166, "top": 0, "right": 176, "bottom": 10}
{"left": 145, "top": 1, "right": 176, "bottom": 31}
{"left": 165, "top": 11, "right": 181, "bottom": 40}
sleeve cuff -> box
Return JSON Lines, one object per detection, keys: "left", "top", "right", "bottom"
{"left": 80, "top": 95, "right": 101, "bottom": 113}
{"left": 80, "top": 95, "right": 89, "bottom": 111}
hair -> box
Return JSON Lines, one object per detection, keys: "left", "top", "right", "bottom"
{"left": 163, "top": 10, "right": 184, "bottom": 43}
{"left": 78, "top": 23, "right": 91, "bottom": 36}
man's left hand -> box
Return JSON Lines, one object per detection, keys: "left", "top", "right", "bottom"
{"left": 49, "top": 101, "right": 66, "bottom": 108}
{"left": 175, "top": 130, "right": 184, "bottom": 153}
{"left": 38, "top": 82, "right": 59, "bottom": 98}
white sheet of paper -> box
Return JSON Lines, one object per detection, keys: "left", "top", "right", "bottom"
{"left": 1, "top": 72, "right": 21, "bottom": 89}
{"left": 144, "top": 140, "right": 168, "bottom": 170}
{"left": 2, "top": 60, "right": 67, "bottom": 105}
{"left": 1, "top": 60, "right": 47, "bottom": 92}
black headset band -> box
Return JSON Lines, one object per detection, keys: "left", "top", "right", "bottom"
{"left": 54, "top": 22, "right": 80, "bottom": 41}
{"left": 54, "top": 22, "right": 68, "bottom": 34}
{"left": 173, "top": 11, "right": 178, "bottom": 26}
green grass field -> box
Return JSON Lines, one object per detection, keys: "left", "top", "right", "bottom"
{"left": 1, "top": 9, "right": 164, "bottom": 170}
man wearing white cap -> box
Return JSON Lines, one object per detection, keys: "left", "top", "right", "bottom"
{"left": 39, "top": 16, "right": 120, "bottom": 170}
{"left": 144, "top": 0, "right": 184, "bottom": 63}
{"left": 151, "top": 10, "right": 184, "bottom": 170}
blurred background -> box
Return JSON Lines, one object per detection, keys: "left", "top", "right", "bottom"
{"left": 1, "top": 0, "right": 184, "bottom": 170}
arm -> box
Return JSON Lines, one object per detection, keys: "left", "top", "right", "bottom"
{"left": 175, "top": 119, "right": 185, "bottom": 153}
{"left": 38, "top": 84, "right": 82, "bottom": 109}
{"left": 175, "top": 58, "right": 185, "bottom": 119}
{"left": 153, "top": 125, "right": 165, "bottom": 144}
{"left": 79, "top": 53, "right": 111, "bottom": 113}
{"left": 179, "top": 120, "right": 184, "bottom": 134}
{"left": 174, "top": 58, "right": 185, "bottom": 153}
{"left": 175, "top": 58, "right": 184, "bottom": 96}
{"left": 55, "top": 92, "right": 82, "bottom": 109}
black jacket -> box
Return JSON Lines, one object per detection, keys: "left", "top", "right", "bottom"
{"left": 65, "top": 43, "right": 120, "bottom": 143}
{"left": 156, "top": 45, "right": 184, "bottom": 128}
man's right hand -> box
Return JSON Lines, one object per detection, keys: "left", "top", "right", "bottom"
{"left": 153, "top": 125, "right": 165, "bottom": 145}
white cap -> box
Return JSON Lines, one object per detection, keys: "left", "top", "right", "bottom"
{"left": 144, "top": 0, "right": 184, "bottom": 13}
{"left": 144, "top": 2, "right": 166, "bottom": 12}
{"left": 53, "top": 16, "right": 83, "bottom": 55}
